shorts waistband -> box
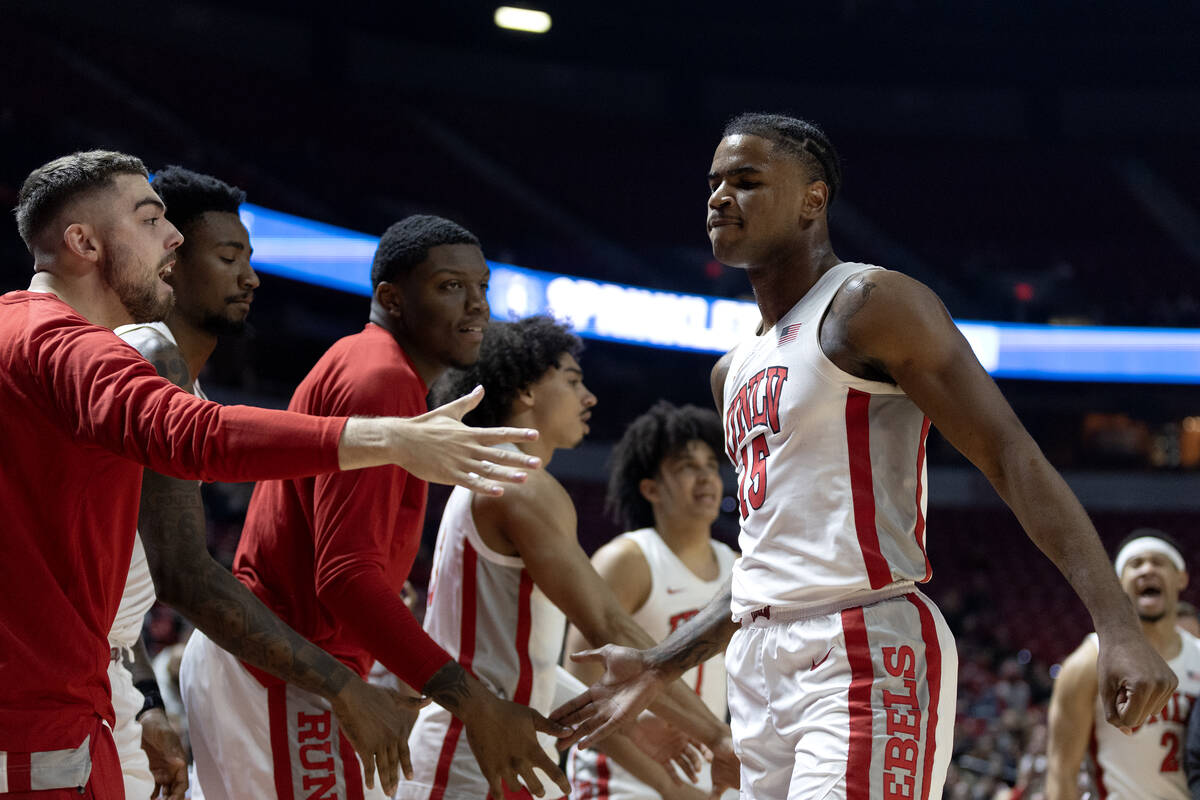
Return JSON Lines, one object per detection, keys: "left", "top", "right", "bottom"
{"left": 735, "top": 581, "right": 917, "bottom": 627}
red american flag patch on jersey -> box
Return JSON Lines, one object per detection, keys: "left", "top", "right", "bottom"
{"left": 778, "top": 323, "right": 802, "bottom": 344}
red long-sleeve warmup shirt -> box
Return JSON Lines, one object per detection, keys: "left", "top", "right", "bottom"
{"left": 0, "top": 292, "right": 346, "bottom": 755}
{"left": 234, "top": 323, "right": 453, "bottom": 690}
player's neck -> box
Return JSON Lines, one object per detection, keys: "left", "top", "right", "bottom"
{"left": 1141, "top": 614, "right": 1183, "bottom": 660}
{"left": 163, "top": 313, "right": 218, "bottom": 383}
{"left": 368, "top": 310, "right": 448, "bottom": 388}
{"left": 745, "top": 244, "right": 841, "bottom": 329}
{"left": 653, "top": 516, "right": 719, "bottom": 578}
{"left": 28, "top": 269, "right": 133, "bottom": 330}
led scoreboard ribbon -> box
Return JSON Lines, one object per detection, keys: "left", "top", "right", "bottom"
{"left": 240, "top": 203, "right": 1200, "bottom": 384}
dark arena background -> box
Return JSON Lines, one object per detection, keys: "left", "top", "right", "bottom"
{"left": 3, "top": 2, "right": 1200, "bottom": 797}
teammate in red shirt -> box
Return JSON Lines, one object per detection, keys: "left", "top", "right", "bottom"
{"left": 0, "top": 151, "right": 542, "bottom": 799}
{"left": 551, "top": 114, "right": 1178, "bottom": 799}
{"left": 182, "top": 217, "right": 572, "bottom": 800}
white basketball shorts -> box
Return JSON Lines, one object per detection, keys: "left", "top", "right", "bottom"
{"left": 726, "top": 588, "right": 957, "bottom": 800}
{"left": 180, "top": 630, "right": 386, "bottom": 800}
{"left": 108, "top": 656, "right": 155, "bottom": 800}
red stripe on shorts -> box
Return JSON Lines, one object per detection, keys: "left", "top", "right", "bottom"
{"left": 842, "top": 605, "right": 874, "bottom": 800}
{"left": 267, "top": 682, "right": 296, "bottom": 800}
{"left": 596, "top": 751, "right": 611, "bottom": 800}
{"left": 906, "top": 593, "right": 942, "bottom": 800}
{"left": 845, "top": 389, "right": 892, "bottom": 589}
{"left": 513, "top": 569, "right": 535, "bottom": 705}
{"left": 339, "top": 731, "right": 365, "bottom": 800}
{"left": 429, "top": 541, "right": 481, "bottom": 800}
{"left": 913, "top": 416, "right": 932, "bottom": 581}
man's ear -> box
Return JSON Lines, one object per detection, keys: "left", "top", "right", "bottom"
{"left": 639, "top": 477, "right": 659, "bottom": 505}
{"left": 62, "top": 222, "right": 100, "bottom": 263}
{"left": 374, "top": 280, "right": 404, "bottom": 318}
{"left": 799, "top": 180, "right": 830, "bottom": 220}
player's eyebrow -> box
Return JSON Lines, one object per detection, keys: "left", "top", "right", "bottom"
{"left": 563, "top": 366, "right": 583, "bottom": 377}
{"left": 134, "top": 196, "right": 166, "bottom": 212}
{"left": 707, "top": 165, "right": 761, "bottom": 182}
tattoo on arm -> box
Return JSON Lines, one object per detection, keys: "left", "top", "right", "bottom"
{"left": 646, "top": 578, "right": 738, "bottom": 674}
{"left": 139, "top": 472, "right": 353, "bottom": 698}
{"left": 422, "top": 661, "right": 472, "bottom": 714}
{"left": 130, "top": 330, "right": 354, "bottom": 699}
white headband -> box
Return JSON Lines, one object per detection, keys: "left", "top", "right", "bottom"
{"left": 1114, "top": 536, "right": 1186, "bottom": 576}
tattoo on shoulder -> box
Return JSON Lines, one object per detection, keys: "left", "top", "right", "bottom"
{"left": 423, "top": 661, "right": 471, "bottom": 712}
{"left": 145, "top": 342, "right": 192, "bottom": 391}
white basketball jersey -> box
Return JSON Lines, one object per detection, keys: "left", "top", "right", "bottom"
{"left": 569, "top": 528, "right": 738, "bottom": 799}
{"left": 401, "top": 479, "right": 567, "bottom": 800}
{"left": 721, "top": 262, "right": 932, "bottom": 617}
{"left": 1087, "top": 630, "right": 1200, "bottom": 799}
{"left": 109, "top": 321, "right": 207, "bottom": 649}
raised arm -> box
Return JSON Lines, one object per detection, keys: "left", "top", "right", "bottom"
{"left": 824, "top": 269, "right": 1175, "bottom": 728}
{"left": 127, "top": 331, "right": 426, "bottom": 795}
{"left": 1045, "top": 640, "right": 1098, "bottom": 800}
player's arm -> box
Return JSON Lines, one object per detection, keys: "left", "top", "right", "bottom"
{"left": 482, "top": 476, "right": 731, "bottom": 750}
{"left": 552, "top": 578, "right": 737, "bottom": 751}
{"left": 827, "top": 269, "right": 1175, "bottom": 729}
{"left": 128, "top": 332, "right": 426, "bottom": 796}
{"left": 563, "top": 536, "right": 651, "bottom": 683}
{"left": 1045, "top": 640, "right": 1099, "bottom": 800}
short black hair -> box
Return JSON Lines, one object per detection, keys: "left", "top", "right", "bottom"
{"left": 15, "top": 150, "right": 148, "bottom": 250}
{"left": 433, "top": 315, "right": 582, "bottom": 428}
{"left": 152, "top": 165, "right": 245, "bottom": 238}
{"left": 371, "top": 214, "right": 480, "bottom": 288}
{"left": 606, "top": 401, "right": 725, "bottom": 531}
{"left": 722, "top": 112, "right": 843, "bottom": 207}
{"left": 1114, "top": 528, "right": 1185, "bottom": 563}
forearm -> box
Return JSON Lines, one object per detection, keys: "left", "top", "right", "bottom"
{"left": 162, "top": 558, "right": 356, "bottom": 699}
{"left": 337, "top": 417, "right": 400, "bottom": 471}
{"left": 645, "top": 578, "right": 738, "bottom": 679}
{"left": 989, "top": 446, "right": 1137, "bottom": 635}
{"left": 574, "top": 593, "right": 729, "bottom": 745}
{"left": 318, "top": 570, "right": 451, "bottom": 690}
{"left": 1044, "top": 760, "right": 1081, "bottom": 800}
{"left": 140, "top": 470, "right": 356, "bottom": 699}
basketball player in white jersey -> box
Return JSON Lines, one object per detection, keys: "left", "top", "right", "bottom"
{"left": 565, "top": 401, "right": 738, "bottom": 799}
{"left": 398, "top": 317, "right": 736, "bottom": 800}
{"left": 1047, "top": 530, "right": 1200, "bottom": 800}
{"left": 552, "top": 112, "right": 1176, "bottom": 799}
{"left": 115, "top": 166, "right": 423, "bottom": 798}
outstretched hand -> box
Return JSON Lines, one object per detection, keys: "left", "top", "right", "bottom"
{"left": 628, "top": 713, "right": 705, "bottom": 784}
{"left": 550, "top": 645, "right": 668, "bottom": 750}
{"left": 1097, "top": 632, "right": 1177, "bottom": 733}
{"left": 462, "top": 695, "right": 572, "bottom": 800}
{"left": 395, "top": 386, "right": 542, "bottom": 495}
{"left": 331, "top": 679, "right": 430, "bottom": 796}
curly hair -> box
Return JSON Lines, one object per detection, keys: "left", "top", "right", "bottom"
{"left": 722, "top": 112, "right": 843, "bottom": 207}
{"left": 606, "top": 400, "right": 725, "bottom": 531}
{"left": 151, "top": 165, "right": 246, "bottom": 239}
{"left": 15, "top": 150, "right": 147, "bottom": 250}
{"left": 371, "top": 214, "right": 480, "bottom": 288}
{"left": 432, "top": 315, "right": 582, "bottom": 428}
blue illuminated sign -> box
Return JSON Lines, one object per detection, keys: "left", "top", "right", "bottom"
{"left": 239, "top": 203, "right": 1200, "bottom": 384}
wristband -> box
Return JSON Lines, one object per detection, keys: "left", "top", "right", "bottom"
{"left": 134, "top": 678, "right": 165, "bottom": 721}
